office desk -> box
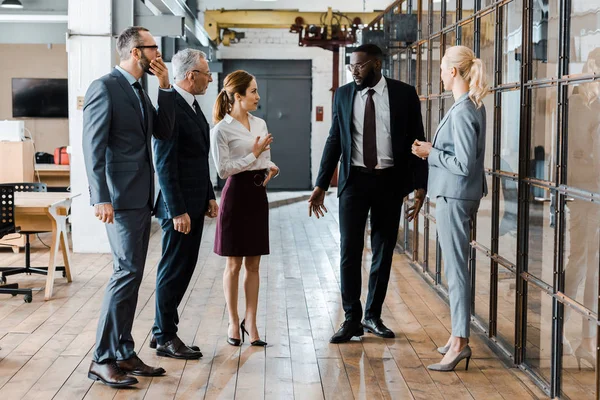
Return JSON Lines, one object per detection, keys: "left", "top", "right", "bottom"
{"left": 35, "top": 164, "right": 70, "bottom": 188}
{"left": 14, "top": 192, "right": 75, "bottom": 300}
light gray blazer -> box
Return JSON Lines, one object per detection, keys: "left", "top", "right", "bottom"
{"left": 427, "top": 93, "right": 488, "bottom": 201}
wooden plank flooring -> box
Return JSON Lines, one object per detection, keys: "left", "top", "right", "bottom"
{"left": 0, "top": 192, "right": 548, "bottom": 399}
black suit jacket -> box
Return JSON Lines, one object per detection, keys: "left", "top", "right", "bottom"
{"left": 315, "top": 77, "right": 428, "bottom": 197}
{"left": 153, "top": 92, "right": 216, "bottom": 220}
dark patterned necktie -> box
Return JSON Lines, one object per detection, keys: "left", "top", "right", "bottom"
{"left": 192, "top": 99, "right": 200, "bottom": 114}
{"left": 363, "top": 89, "right": 377, "bottom": 169}
{"left": 132, "top": 81, "right": 148, "bottom": 131}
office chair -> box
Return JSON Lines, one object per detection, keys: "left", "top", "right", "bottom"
{"left": 0, "top": 185, "right": 33, "bottom": 302}
{"left": 0, "top": 183, "right": 66, "bottom": 285}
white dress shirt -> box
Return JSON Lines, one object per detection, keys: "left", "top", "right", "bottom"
{"left": 173, "top": 83, "right": 197, "bottom": 113}
{"left": 211, "top": 113, "right": 278, "bottom": 179}
{"left": 351, "top": 76, "right": 394, "bottom": 169}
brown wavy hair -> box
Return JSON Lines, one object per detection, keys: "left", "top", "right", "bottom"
{"left": 213, "top": 70, "right": 255, "bottom": 123}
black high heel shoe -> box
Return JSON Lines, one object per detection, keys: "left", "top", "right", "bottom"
{"left": 240, "top": 319, "right": 267, "bottom": 347}
{"left": 227, "top": 323, "right": 241, "bottom": 347}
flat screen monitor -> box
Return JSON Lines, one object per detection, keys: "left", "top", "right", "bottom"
{"left": 12, "top": 78, "right": 68, "bottom": 118}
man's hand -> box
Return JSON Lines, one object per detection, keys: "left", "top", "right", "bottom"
{"left": 94, "top": 203, "right": 114, "bottom": 224}
{"left": 405, "top": 188, "right": 425, "bottom": 222}
{"left": 308, "top": 187, "right": 328, "bottom": 219}
{"left": 205, "top": 200, "right": 219, "bottom": 218}
{"left": 411, "top": 140, "right": 433, "bottom": 160}
{"left": 150, "top": 56, "right": 171, "bottom": 89}
{"left": 173, "top": 213, "right": 191, "bottom": 234}
{"left": 263, "top": 165, "right": 279, "bottom": 186}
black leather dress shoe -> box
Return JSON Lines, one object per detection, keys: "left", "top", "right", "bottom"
{"left": 362, "top": 318, "right": 395, "bottom": 338}
{"left": 329, "top": 320, "right": 364, "bottom": 343}
{"left": 150, "top": 334, "right": 200, "bottom": 351}
{"left": 156, "top": 336, "right": 203, "bottom": 360}
{"left": 88, "top": 360, "right": 138, "bottom": 387}
{"left": 117, "top": 354, "right": 166, "bottom": 377}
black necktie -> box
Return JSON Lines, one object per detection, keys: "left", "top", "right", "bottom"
{"left": 132, "top": 81, "right": 148, "bottom": 131}
{"left": 192, "top": 99, "right": 200, "bottom": 114}
{"left": 363, "top": 89, "right": 377, "bottom": 169}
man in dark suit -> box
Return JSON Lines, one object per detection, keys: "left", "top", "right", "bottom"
{"left": 83, "top": 26, "right": 176, "bottom": 387}
{"left": 150, "top": 48, "right": 218, "bottom": 359}
{"left": 309, "top": 44, "right": 428, "bottom": 343}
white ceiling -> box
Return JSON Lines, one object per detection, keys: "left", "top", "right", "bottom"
{"left": 201, "top": 0, "right": 393, "bottom": 12}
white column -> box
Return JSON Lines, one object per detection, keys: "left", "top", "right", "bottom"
{"left": 67, "top": 0, "right": 115, "bottom": 253}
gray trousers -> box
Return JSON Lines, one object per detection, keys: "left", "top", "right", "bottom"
{"left": 436, "top": 196, "right": 479, "bottom": 338}
{"left": 93, "top": 206, "right": 151, "bottom": 362}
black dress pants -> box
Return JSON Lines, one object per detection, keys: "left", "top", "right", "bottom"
{"left": 338, "top": 168, "right": 404, "bottom": 322}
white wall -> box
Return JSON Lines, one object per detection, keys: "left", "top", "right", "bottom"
{"left": 217, "top": 28, "right": 334, "bottom": 186}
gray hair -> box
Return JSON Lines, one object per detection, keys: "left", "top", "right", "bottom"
{"left": 116, "top": 26, "right": 149, "bottom": 61}
{"left": 172, "top": 48, "right": 207, "bottom": 81}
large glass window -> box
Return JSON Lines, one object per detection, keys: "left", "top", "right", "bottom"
{"left": 502, "top": 0, "right": 522, "bottom": 84}
{"left": 527, "top": 183, "right": 556, "bottom": 284}
{"left": 525, "top": 285, "right": 554, "bottom": 383}
{"left": 565, "top": 83, "right": 600, "bottom": 194}
{"left": 500, "top": 90, "right": 521, "bottom": 174}
{"left": 531, "top": 0, "right": 559, "bottom": 81}
{"left": 480, "top": 11, "right": 495, "bottom": 87}
{"left": 530, "top": 86, "right": 557, "bottom": 182}
{"left": 568, "top": 0, "right": 600, "bottom": 76}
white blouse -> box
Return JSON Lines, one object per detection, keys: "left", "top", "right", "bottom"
{"left": 211, "top": 113, "right": 278, "bottom": 179}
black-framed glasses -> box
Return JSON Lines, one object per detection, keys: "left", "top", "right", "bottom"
{"left": 347, "top": 59, "right": 373, "bottom": 73}
{"left": 191, "top": 69, "right": 212, "bottom": 77}
{"left": 131, "top": 45, "right": 159, "bottom": 52}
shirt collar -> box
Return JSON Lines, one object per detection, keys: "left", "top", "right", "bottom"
{"left": 173, "top": 83, "right": 196, "bottom": 108}
{"left": 360, "top": 76, "right": 386, "bottom": 97}
{"left": 115, "top": 65, "right": 140, "bottom": 86}
{"left": 223, "top": 112, "right": 253, "bottom": 124}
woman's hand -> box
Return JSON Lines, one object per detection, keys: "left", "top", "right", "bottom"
{"left": 411, "top": 140, "right": 432, "bottom": 160}
{"left": 252, "top": 133, "right": 273, "bottom": 158}
{"left": 262, "top": 165, "right": 279, "bottom": 186}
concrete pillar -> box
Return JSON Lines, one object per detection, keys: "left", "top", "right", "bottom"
{"left": 67, "top": 0, "right": 115, "bottom": 253}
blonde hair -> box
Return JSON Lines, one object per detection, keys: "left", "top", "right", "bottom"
{"left": 213, "top": 70, "right": 255, "bottom": 124}
{"left": 443, "top": 45, "right": 488, "bottom": 108}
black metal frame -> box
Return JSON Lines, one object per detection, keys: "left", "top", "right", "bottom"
{"left": 391, "top": 0, "right": 600, "bottom": 397}
{"left": 0, "top": 183, "right": 66, "bottom": 283}
{"left": 0, "top": 185, "right": 33, "bottom": 303}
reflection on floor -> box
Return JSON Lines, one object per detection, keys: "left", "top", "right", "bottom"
{"left": 0, "top": 192, "right": 551, "bottom": 399}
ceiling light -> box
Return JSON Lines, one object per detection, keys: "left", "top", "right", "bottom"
{"left": 1, "top": 0, "right": 24, "bottom": 9}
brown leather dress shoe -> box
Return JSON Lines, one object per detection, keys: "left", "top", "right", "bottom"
{"left": 150, "top": 334, "right": 200, "bottom": 351}
{"left": 117, "top": 354, "right": 166, "bottom": 377}
{"left": 88, "top": 360, "right": 138, "bottom": 387}
{"left": 156, "top": 336, "right": 203, "bottom": 360}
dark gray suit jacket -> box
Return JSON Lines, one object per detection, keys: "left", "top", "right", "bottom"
{"left": 83, "top": 68, "right": 176, "bottom": 210}
{"left": 427, "top": 93, "right": 487, "bottom": 201}
{"left": 153, "top": 92, "right": 216, "bottom": 220}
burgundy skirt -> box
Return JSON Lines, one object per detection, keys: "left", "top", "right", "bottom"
{"left": 214, "top": 169, "right": 269, "bottom": 257}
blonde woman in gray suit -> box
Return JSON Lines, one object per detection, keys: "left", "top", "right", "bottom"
{"left": 412, "top": 45, "right": 488, "bottom": 372}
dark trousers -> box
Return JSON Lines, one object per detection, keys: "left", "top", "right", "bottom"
{"left": 339, "top": 168, "right": 403, "bottom": 322}
{"left": 152, "top": 215, "right": 205, "bottom": 345}
{"left": 94, "top": 206, "right": 151, "bottom": 362}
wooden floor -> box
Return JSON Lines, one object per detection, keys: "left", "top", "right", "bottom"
{"left": 0, "top": 192, "right": 549, "bottom": 400}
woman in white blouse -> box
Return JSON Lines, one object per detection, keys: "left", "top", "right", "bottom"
{"left": 211, "top": 70, "right": 279, "bottom": 347}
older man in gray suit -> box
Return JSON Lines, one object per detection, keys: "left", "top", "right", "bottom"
{"left": 83, "top": 26, "right": 175, "bottom": 387}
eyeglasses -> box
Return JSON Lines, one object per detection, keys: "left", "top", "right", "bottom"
{"left": 132, "top": 45, "right": 159, "bottom": 52}
{"left": 347, "top": 59, "right": 373, "bottom": 73}
{"left": 191, "top": 69, "right": 212, "bottom": 77}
